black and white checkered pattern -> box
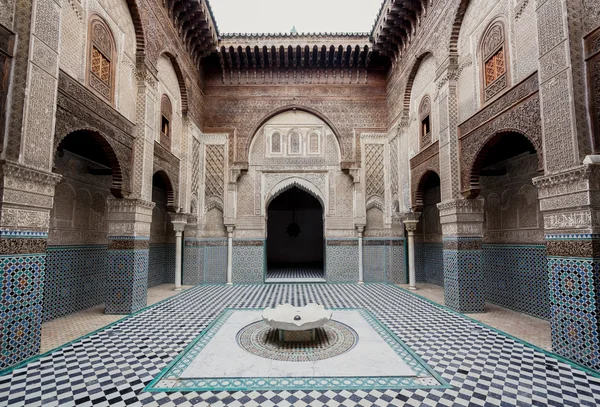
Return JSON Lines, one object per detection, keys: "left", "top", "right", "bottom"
{"left": 266, "top": 267, "right": 325, "bottom": 281}
{"left": 1, "top": 284, "right": 599, "bottom": 406}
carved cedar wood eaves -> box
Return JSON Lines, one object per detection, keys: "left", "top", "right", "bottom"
{"left": 458, "top": 72, "right": 543, "bottom": 198}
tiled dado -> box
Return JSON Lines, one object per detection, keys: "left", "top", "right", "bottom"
{"left": 415, "top": 243, "right": 443, "bottom": 286}
{"left": 483, "top": 245, "right": 549, "bottom": 320}
{"left": 0, "top": 231, "right": 48, "bottom": 370}
{"left": 105, "top": 237, "right": 150, "bottom": 315}
{"left": 326, "top": 239, "right": 359, "bottom": 283}
{"left": 545, "top": 235, "right": 600, "bottom": 371}
{"left": 148, "top": 244, "right": 175, "bottom": 288}
{"left": 183, "top": 239, "right": 227, "bottom": 284}
{"left": 232, "top": 240, "right": 265, "bottom": 284}
{"left": 363, "top": 239, "right": 406, "bottom": 284}
{"left": 442, "top": 237, "right": 485, "bottom": 313}
{"left": 44, "top": 245, "right": 108, "bottom": 322}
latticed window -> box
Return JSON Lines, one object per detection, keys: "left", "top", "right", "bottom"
{"left": 161, "top": 95, "right": 172, "bottom": 150}
{"left": 308, "top": 132, "right": 320, "bottom": 154}
{"left": 289, "top": 131, "right": 301, "bottom": 154}
{"left": 481, "top": 21, "right": 508, "bottom": 102}
{"left": 271, "top": 132, "right": 281, "bottom": 154}
{"left": 419, "top": 96, "right": 431, "bottom": 149}
{"left": 88, "top": 17, "right": 115, "bottom": 102}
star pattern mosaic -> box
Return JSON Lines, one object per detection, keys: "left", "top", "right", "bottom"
{"left": 0, "top": 283, "right": 599, "bottom": 406}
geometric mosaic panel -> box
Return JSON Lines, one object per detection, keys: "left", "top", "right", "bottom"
{"left": 443, "top": 238, "right": 485, "bottom": 313}
{"left": 483, "top": 245, "right": 549, "bottom": 319}
{"left": 43, "top": 246, "right": 108, "bottom": 322}
{"left": 232, "top": 242, "right": 264, "bottom": 284}
{"left": 203, "top": 242, "right": 227, "bottom": 284}
{"left": 326, "top": 241, "right": 359, "bottom": 283}
{"left": 148, "top": 244, "right": 176, "bottom": 287}
{"left": 105, "top": 249, "right": 149, "bottom": 314}
{"left": 548, "top": 256, "right": 600, "bottom": 371}
{"left": 415, "top": 243, "right": 443, "bottom": 286}
{"left": 363, "top": 239, "right": 406, "bottom": 284}
{"left": 0, "top": 253, "right": 46, "bottom": 370}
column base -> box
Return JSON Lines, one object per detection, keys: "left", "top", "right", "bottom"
{"left": 173, "top": 288, "right": 182, "bottom": 291}
{"left": 358, "top": 281, "right": 364, "bottom": 284}
{"left": 226, "top": 282, "right": 233, "bottom": 285}
{"left": 409, "top": 286, "right": 418, "bottom": 290}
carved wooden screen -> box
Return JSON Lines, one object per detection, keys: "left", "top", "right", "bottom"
{"left": 160, "top": 95, "right": 172, "bottom": 150}
{"left": 419, "top": 95, "right": 432, "bottom": 149}
{"left": 585, "top": 27, "right": 600, "bottom": 152}
{"left": 481, "top": 21, "right": 509, "bottom": 102}
{"left": 87, "top": 16, "right": 115, "bottom": 103}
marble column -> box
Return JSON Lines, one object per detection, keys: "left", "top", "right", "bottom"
{"left": 226, "top": 226, "right": 234, "bottom": 285}
{"left": 534, "top": 160, "right": 600, "bottom": 371}
{"left": 438, "top": 199, "right": 485, "bottom": 313}
{"left": 170, "top": 213, "right": 188, "bottom": 291}
{"left": 105, "top": 198, "right": 154, "bottom": 314}
{"left": 403, "top": 212, "right": 421, "bottom": 290}
{"left": 357, "top": 226, "right": 364, "bottom": 284}
{"left": 0, "top": 162, "right": 61, "bottom": 370}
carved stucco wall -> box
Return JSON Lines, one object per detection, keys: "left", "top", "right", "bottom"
{"left": 234, "top": 110, "right": 357, "bottom": 239}
{"left": 58, "top": 0, "right": 138, "bottom": 122}
{"left": 408, "top": 55, "right": 437, "bottom": 155}
{"left": 49, "top": 151, "right": 111, "bottom": 245}
{"left": 202, "top": 73, "right": 388, "bottom": 166}
{"left": 457, "top": 0, "right": 539, "bottom": 123}
{"left": 156, "top": 55, "right": 183, "bottom": 157}
{"left": 480, "top": 153, "right": 543, "bottom": 244}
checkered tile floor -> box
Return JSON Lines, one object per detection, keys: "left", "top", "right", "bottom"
{"left": 266, "top": 267, "right": 325, "bottom": 281}
{"left": 1, "top": 284, "right": 599, "bottom": 406}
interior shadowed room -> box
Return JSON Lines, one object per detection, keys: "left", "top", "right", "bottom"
{"left": 0, "top": 0, "right": 599, "bottom": 405}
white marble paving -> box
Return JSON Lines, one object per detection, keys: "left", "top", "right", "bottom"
{"left": 180, "top": 310, "right": 416, "bottom": 379}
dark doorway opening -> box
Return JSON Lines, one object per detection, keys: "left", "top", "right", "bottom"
{"left": 266, "top": 186, "right": 325, "bottom": 282}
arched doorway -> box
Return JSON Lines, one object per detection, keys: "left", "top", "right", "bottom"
{"left": 266, "top": 186, "right": 325, "bottom": 282}
{"left": 415, "top": 171, "right": 443, "bottom": 286}
{"left": 45, "top": 130, "right": 118, "bottom": 322}
{"left": 474, "top": 131, "right": 548, "bottom": 319}
{"left": 149, "top": 171, "right": 176, "bottom": 287}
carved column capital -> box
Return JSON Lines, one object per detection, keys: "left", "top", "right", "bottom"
{"left": 402, "top": 212, "right": 421, "bottom": 233}
{"left": 170, "top": 212, "right": 188, "bottom": 233}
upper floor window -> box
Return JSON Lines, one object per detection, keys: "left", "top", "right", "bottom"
{"left": 288, "top": 130, "right": 301, "bottom": 155}
{"left": 271, "top": 131, "right": 282, "bottom": 154}
{"left": 87, "top": 16, "right": 115, "bottom": 103}
{"left": 419, "top": 95, "right": 431, "bottom": 148}
{"left": 160, "top": 95, "right": 172, "bottom": 150}
{"left": 308, "top": 132, "right": 320, "bottom": 154}
{"left": 481, "top": 21, "right": 509, "bottom": 102}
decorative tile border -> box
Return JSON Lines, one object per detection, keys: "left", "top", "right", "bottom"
{"left": 145, "top": 308, "right": 450, "bottom": 392}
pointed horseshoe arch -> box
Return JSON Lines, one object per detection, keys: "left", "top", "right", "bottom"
{"left": 265, "top": 177, "right": 325, "bottom": 211}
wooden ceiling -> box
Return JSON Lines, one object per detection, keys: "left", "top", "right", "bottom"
{"left": 164, "top": 0, "right": 218, "bottom": 65}
{"left": 371, "top": 0, "right": 429, "bottom": 61}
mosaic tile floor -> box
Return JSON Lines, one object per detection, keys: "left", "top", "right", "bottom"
{"left": 1, "top": 284, "right": 599, "bottom": 406}
{"left": 40, "top": 284, "right": 192, "bottom": 353}
{"left": 402, "top": 283, "right": 552, "bottom": 351}
{"left": 266, "top": 267, "right": 325, "bottom": 282}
